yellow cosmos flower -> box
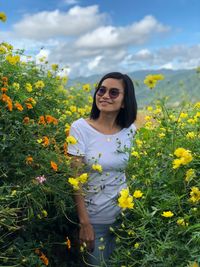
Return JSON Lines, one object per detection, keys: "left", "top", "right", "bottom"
{"left": 0, "top": 12, "right": 7, "bottom": 22}
{"left": 118, "top": 188, "right": 134, "bottom": 209}
{"left": 131, "top": 150, "right": 140, "bottom": 158}
{"left": 34, "top": 80, "right": 45, "bottom": 89}
{"left": 13, "top": 82, "right": 20, "bottom": 90}
{"left": 51, "top": 64, "right": 58, "bottom": 71}
{"left": 176, "top": 218, "right": 188, "bottom": 226}
{"left": 78, "top": 173, "right": 88, "bottom": 184}
{"left": 83, "top": 84, "right": 91, "bottom": 92}
{"left": 26, "top": 83, "right": 33, "bottom": 92}
{"left": 186, "top": 132, "right": 196, "bottom": 139}
{"left": 92, "top": 164, "right": 103, "bottom": 173}
{"left": 133, "top": 190, "right": 143, "bottom": 199}
{"left": 6, "top": 54, "right": 20, "bottom": 65}
{"left": 173, "top": 148, "right": 193, "bottom": 169}
{"left": 161, "top": 211, "right": 174, "bottom": 218}
{"left": 68, "top": 177, "right": 79, "bottom": 190}
{"left": 134, "top": 243, "right": 140, "bottom": 249}
{"left": 190, "top": 187, "right": 200, "bottom": 203}
{"left": 69, "top": 105, "right": 77, "bottom": 112}
{"left": 185, "top": 169, "right": 195, "bottom": 182}
{"left": 41, "top": 210, "right": 48, "bottom": 217}
{"left": 66, "top": 135, "right": 77, "bottom": 145}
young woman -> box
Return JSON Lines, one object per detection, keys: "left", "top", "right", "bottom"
{"left": 67, "top": 72, "right": 137, "bottom": 266}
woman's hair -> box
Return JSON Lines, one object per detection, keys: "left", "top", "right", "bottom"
{"left": 90, "top": 72, "right": 137, "bottom": 128}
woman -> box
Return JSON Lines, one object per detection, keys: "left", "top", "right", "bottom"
{"left": 67, "top": 72, "right": 137, "bottom": 266}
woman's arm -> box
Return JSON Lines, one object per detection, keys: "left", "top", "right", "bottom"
{"left": 69, "top": 155, "right": 95, "bottom": 251}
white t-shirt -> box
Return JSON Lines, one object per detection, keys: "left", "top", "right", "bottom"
{"left": 67, "top": 118, "right": 136, "bottom": 224}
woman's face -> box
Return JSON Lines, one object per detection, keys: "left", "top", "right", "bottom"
{"left": 95, "top": 78, "right": 125, "bottom": 114}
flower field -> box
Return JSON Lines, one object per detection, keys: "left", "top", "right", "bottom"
{"left": 0, "top": 42, "right": 200, "bottom": 267}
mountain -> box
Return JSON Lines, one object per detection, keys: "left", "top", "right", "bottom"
{"left": 67, "top": 69, "right": 200, "bottom": 108}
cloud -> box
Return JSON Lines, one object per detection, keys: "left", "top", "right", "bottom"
{"left": 63, "top": 0, "right": 79, "bottom": 5}
{"left": 13, "top": 5, "right": 107, "bottom": 39}
{"left": 75, "top": 15, "right": 170, "bottom": 48}
{"left": 125, "top": 44, "right": 200, "bottom": 70}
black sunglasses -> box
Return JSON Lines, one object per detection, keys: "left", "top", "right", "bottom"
{"left": 96, "top": 86, "right": 123, "bottom": 99}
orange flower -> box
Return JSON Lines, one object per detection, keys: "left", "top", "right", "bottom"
{"left": 23, "top": 117, "right": 30, "bottom": 124}
{"left": 2, "top": 77, "right": 8, "bottom": 83}
{"left": 66, "top": 236, "right": 71, "bottom": 250}
{"left": 7, "top": 100, "right": 13, "bottom": 111}
{"left": 15, "top": 102, "right": 23, "bottom": 111}
{"left": 26, "top": 103, "right": 33, "bottom": 109}
{"left": 38, "top": 116, "right": 46, "bottom": 125}
{"left": 26, "top": 156, "right": 33, "bottom": 165}
{"left": 1, "top": 93, "right": 11, "bottom": 102}
{"left": 42, "top": 136, "right": 50, "bottom": 147}
{"left": 46, "top": 115, "right": 58, "bottom": 125}
{"left": 63, "top": 142, "right": 68, "bottom": 155}
{"left": 1, "top": 87, "right": 7, "bottom": 93}
{"left": 51, "top": 161, "right": 58, "bottom": 171}
{"left": 35, "top": 249, "right": 49, "bottom": 266}
{"left": 40, "top": 253, "right": 49, "bottom": 266}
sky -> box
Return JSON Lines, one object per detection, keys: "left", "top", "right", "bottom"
{"left": 1, "top": 0, "right": 200, "bottom": 77}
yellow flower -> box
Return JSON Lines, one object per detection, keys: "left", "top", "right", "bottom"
{"left": 66, "top": 135, "right": 77, "bottom": 145}
{"left": 133, "top": 190, "right": 143, "bottom": 199}
{"left": 190, "top": 187, "right": 200, "bottom": 203}
{"left": 68, "top": 177, "right": 79, "bottom": 190}
{"left": 92, "top": 164, "right": 103, "bottom": 173}
{"left": 0, "top": 12, "right": 7, "bottom": 22}
{"left": 186, "top": 132, "right": 196, "bottom": 139}
{"left": 176, "top": 218, "right": 188, "bottom": 226}
{"left": 189, "top": 262, "right": 199, "bottom": 267}
{"left": 51, "top": 64, "right": 58, "bottom": 71}
{"left": 144, "top": 75, "right": 157, "bottom": 89}
{"left": 13, "top": 82, "right": 20, "bottom": 90}
{"left": 83, "top": 84, "right": 91, "bottom": 92}
{"left": 134, "top": 242, "right": 140, "bottom": 249}
{"left": 78, "top": 173, "right": 88, "bottom": 184}
{"left": 6, "top": 54, "right": 20, "bottom": 65}
{"left": 34, "top": 80, "right": 45, "bottom": 89}
{"left": 135, "top": 139, "right": 143, "bottom": 148}
{"left": 194, "top": 102, "right": 200, "bottom": 109}
{"left": 118, "top": 188, "right": 134, "bottom": 209}
{"left": 179, "top": 112, "right": 188, "bottom": 119}
{"left": 69, "top": 105, "right": 77, "bottom": 113}
{"left": 185, "top": 169, "right": 195, "bottom": 182}
{"left": 26, "top": 83, "right": 33, "bottom": 92}
{"left": 147, "top": 106, "right": 153, "bottom": 111}
{"left": 131, "top": 150, "right": 140, "bottom": 158}
{"left": 173, "top": 148, "right": 193, "bottom": 169}
{"left": 159, "top": 133, "right": 165, "bottom": 138}
{"left": 41, "top": 210, "right": 48, "bottom": 217}
{"left": 161, "top": 211, "right": 174, "bottom": 218}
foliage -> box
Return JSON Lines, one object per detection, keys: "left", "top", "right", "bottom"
{"left": 111, "top": 99, "right": 200, "bottom": 266}
{"left": 0, "top": 42, "right": 91, "bottom": 266}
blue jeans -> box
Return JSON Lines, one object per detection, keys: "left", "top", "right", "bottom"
{"left": 85, "top": 223, "right": 116, "bottom": 267}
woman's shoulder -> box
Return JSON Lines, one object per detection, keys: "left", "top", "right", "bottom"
{"left": 70, "top": 117, "right": 85, "bottom": 128}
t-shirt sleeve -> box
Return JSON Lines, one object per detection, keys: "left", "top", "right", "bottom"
{"left": 67, "top": 123, "right": 86, "bottom": 156}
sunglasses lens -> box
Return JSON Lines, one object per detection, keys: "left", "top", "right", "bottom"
{"left": 97, "top": 87, "right": 106, "bottom": 96}
{"left": 109, "top": 89, "right": 120, "bottom": 98}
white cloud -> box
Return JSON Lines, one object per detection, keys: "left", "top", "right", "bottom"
{"left": 13, "top": 5, "right": 107, "bottom": 39}
{"left": 63, "top": 0, "right": 79, "bottom": 5}
{"left": 88, "top": 56, "right": 103, "bottom": 70}
{"left": 76, "top": 15, "right": 170, "bottom": 48}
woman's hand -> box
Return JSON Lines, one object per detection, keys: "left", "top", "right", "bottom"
{"left": 79, "top": 222, "right": 95, "bottom": 252}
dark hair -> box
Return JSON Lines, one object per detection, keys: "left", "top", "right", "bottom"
{"left": 90, "top": 72, "right": 137, "bottom": 128}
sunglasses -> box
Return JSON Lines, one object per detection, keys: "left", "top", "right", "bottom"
{"left": 96, "top": 86, "right": 123, "bottom": 99}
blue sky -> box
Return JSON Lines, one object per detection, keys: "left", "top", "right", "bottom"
{"left": 1, "top": 0, "right": 200, "bottom": 77}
